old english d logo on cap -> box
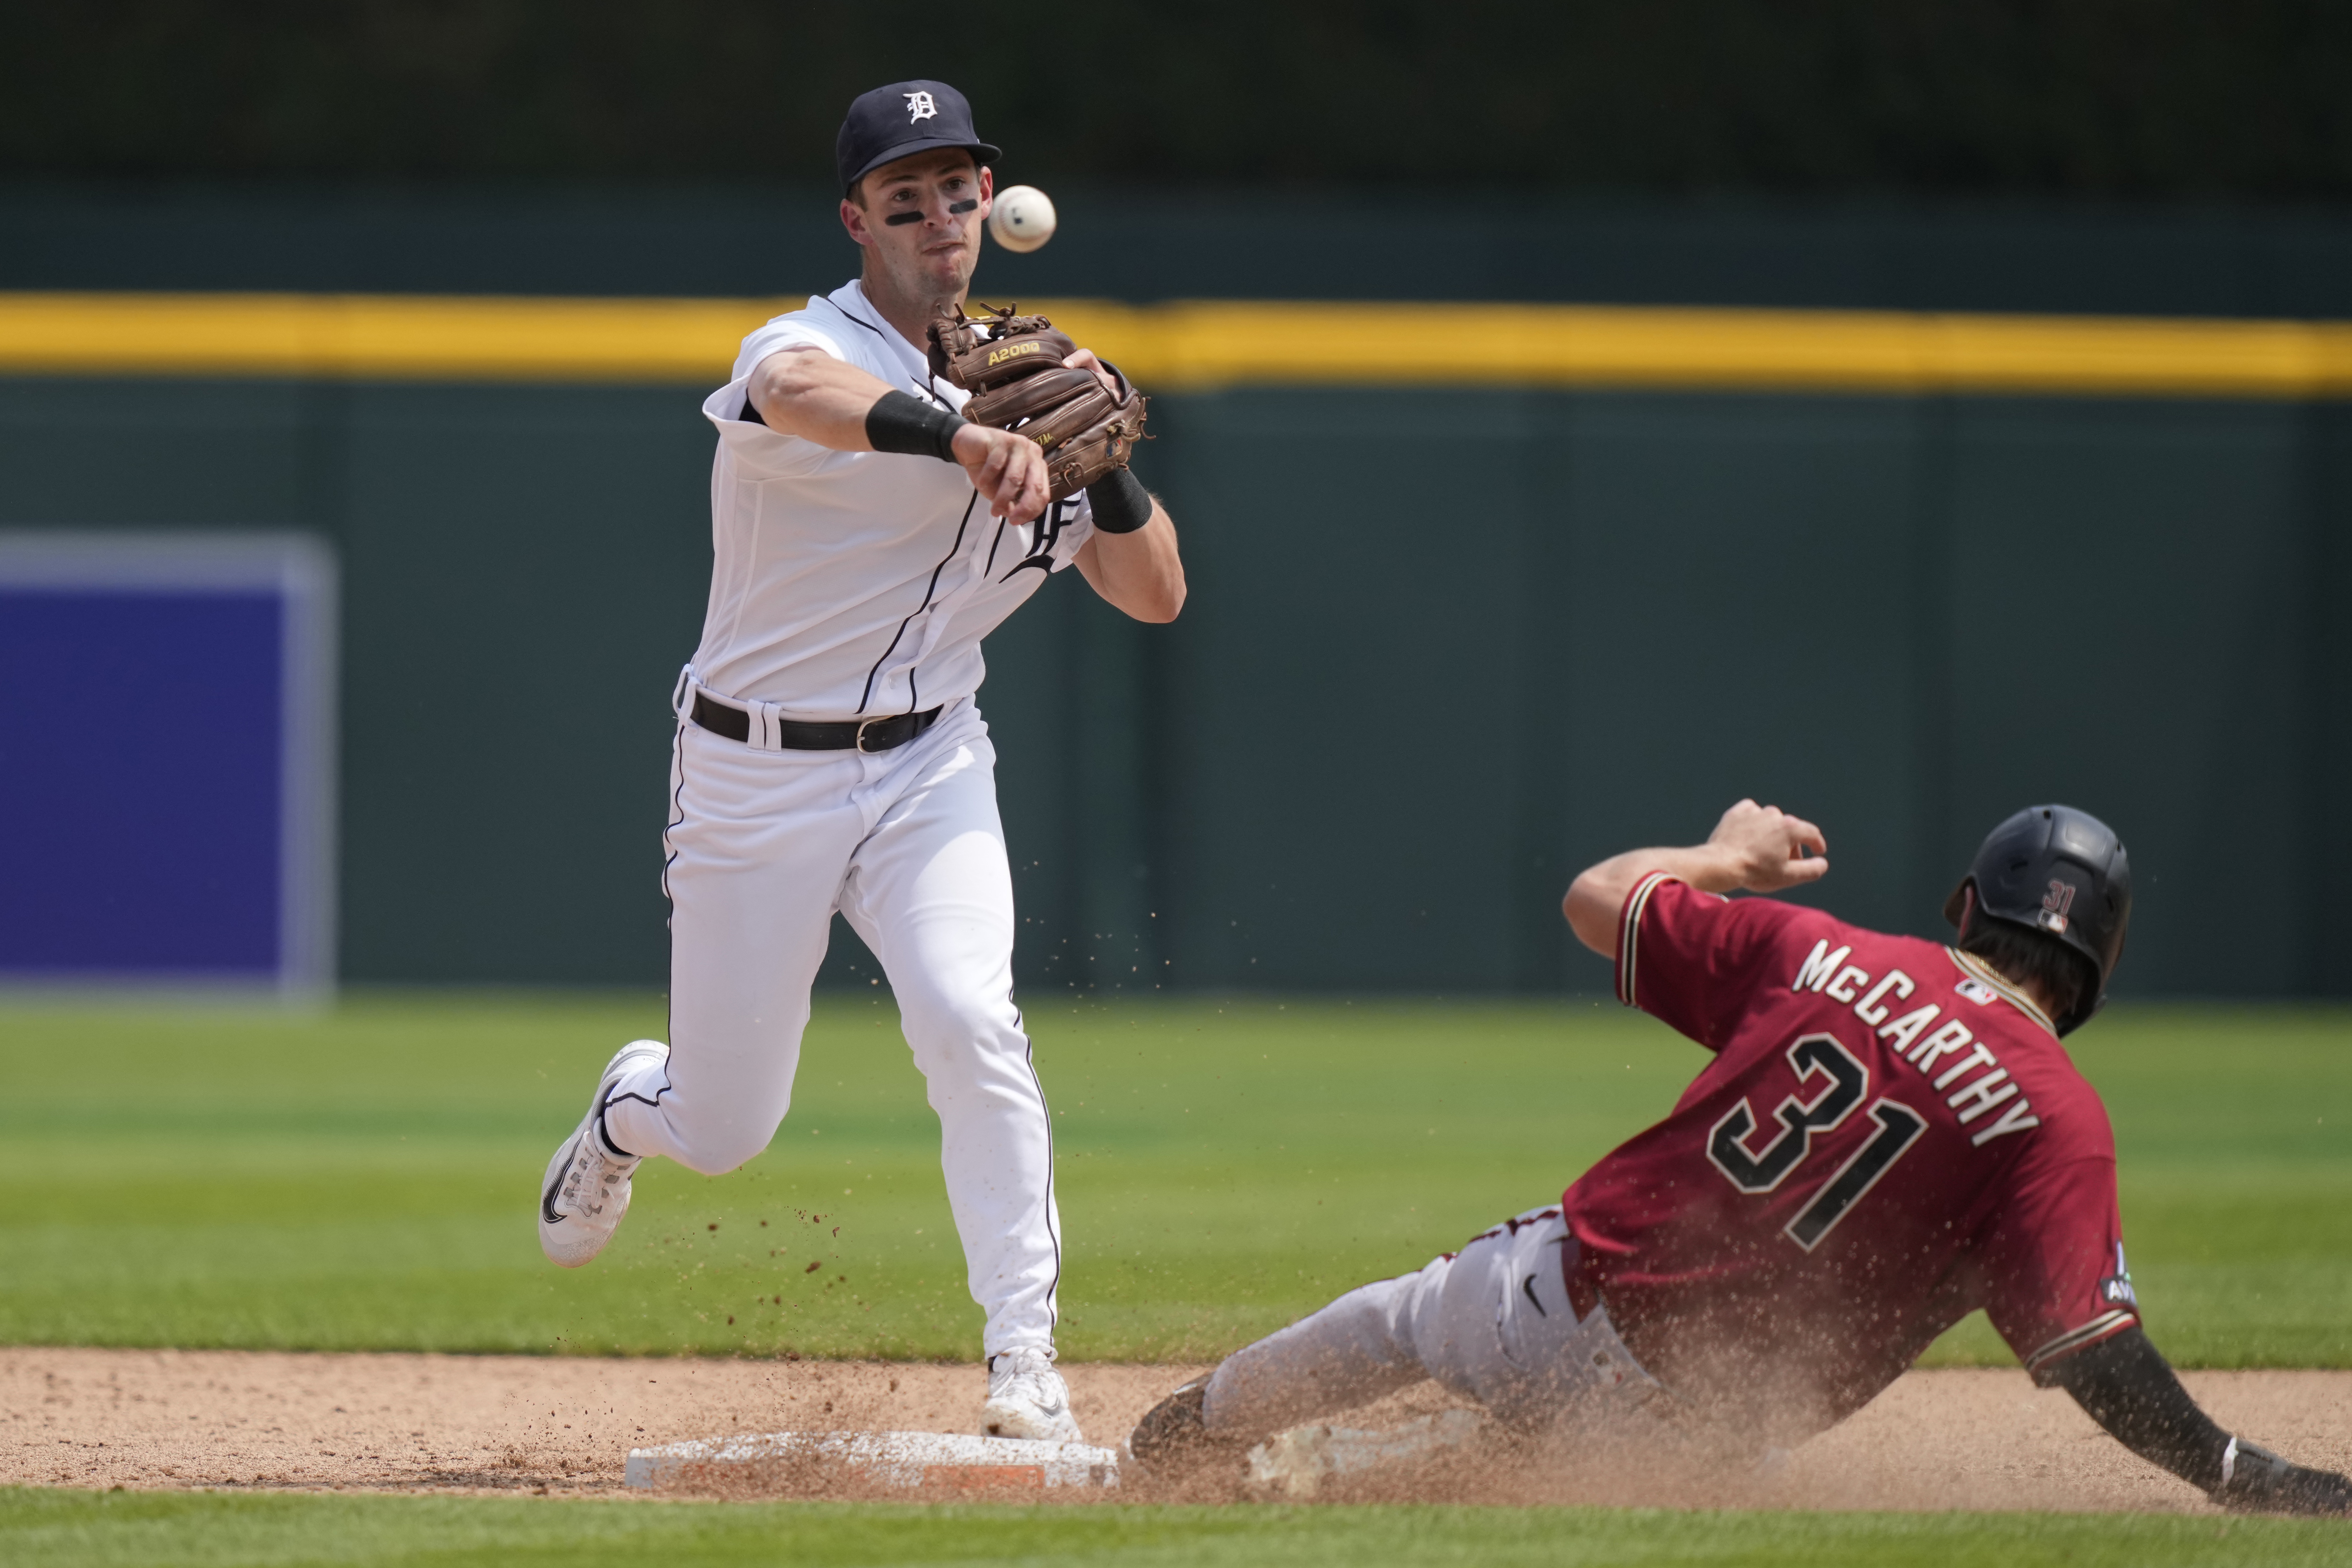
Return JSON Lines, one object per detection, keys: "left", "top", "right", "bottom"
{"left": 836, "top": 80, "right": 1002, "bottom": 193}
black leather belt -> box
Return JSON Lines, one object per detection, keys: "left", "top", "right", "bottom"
{"left": 690, "top": 692, "right": 943, "bottom": 753}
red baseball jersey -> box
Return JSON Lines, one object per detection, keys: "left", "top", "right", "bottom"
{"left": 1561, "top": 873, "right": 2138, "bottom": 1444}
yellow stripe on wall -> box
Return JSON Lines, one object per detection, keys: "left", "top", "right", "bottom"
{"left": 3, "top": 292, "right": 2350, "bottom": 398}
{"left": 0, "top": 294, "right": 778, "bottom": 384}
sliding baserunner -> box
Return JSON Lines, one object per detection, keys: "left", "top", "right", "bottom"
{"left": 1128, "top": 801, "right": 2350, "bottom": 1515}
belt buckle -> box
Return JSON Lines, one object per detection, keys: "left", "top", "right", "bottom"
{"left": 854, "top": 715, "right": 890, "bottom": 754}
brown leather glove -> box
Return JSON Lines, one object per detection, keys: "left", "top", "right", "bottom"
{"left": 929, "top": 304, "right": 1148, "bottom": 502}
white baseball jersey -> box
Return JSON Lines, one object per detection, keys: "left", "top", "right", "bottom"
{"left": 690, "top": 280, "right": 1097, "bottom": 719}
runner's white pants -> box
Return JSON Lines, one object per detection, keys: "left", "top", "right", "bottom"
{"left": 1202, "top": 1206, "right": 1661, "bottom": 1436}
{"left": 598, "top": 698, "right": 1060, "bottom": 1357}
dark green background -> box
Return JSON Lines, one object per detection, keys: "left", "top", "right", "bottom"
{"left": 9, "top": 2, "right": 2352, "bottom": 202}
{"left": 9, "top": 185, "right": 2352, "bottom": 316}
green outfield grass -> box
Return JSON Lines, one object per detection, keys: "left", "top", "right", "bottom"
{"left": 0, "top": 992, "right": 2346, "bottom": 1367}
{"left": 4, "top": 1489, "right": 2346, "bottom": 1568}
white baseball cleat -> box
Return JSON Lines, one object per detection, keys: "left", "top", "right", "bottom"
{"left": 981, "top": 1346, "right": 1083, "bottom": 1443}
{"left": 539, "top": 1039, "right": 667, "bottom": 1269}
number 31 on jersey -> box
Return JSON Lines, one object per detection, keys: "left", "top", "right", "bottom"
{"left": 1705, "top": 1033, "right": 1928, "bottom": 1252}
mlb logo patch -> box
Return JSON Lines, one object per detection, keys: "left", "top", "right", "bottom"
{"left": 2099, "top": 1243, "right": 2137, "bottom": 1307}
{"left": 1956, "top": 978, "right": 1998, "bottom": 1006}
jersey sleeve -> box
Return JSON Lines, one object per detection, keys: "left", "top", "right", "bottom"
{"left": 1613, "top": 875, "right": 1813, "bottom": 1051}
{"left": 732, "top": 314, "right": 851, "bottom": 382}
{"left": 699, "top": 313, "right": 860, "bottom": 480}
{"left": 1973, "top": 1106, "right": 2138, "bottom": 1381}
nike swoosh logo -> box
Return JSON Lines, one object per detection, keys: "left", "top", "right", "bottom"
{"left": 542, "top": 1136, "right": 577, "bottom": 1225}
{"left": 1521, "top": 1274, "right": 1548, "bottom": 1317}
{"left": 995, "top": 1391, "right": 1066, "bottom": 1417}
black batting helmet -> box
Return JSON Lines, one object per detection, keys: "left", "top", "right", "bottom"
{"left": 1943, "top": 805, "right": 2132, "bottom": 1036}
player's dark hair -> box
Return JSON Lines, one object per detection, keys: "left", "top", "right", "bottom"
{"left": 1959, "top": 918, "right": 2097, "bottom": 1024}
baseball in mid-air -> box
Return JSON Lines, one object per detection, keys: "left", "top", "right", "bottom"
{"left": 988, "top": 185, "right": 1057, "bottom": 253}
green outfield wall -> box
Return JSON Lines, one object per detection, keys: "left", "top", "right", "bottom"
{"left": 5, "top": 378, "right": 2346, "bottom": 999}
{"left": 4, "top": 193, "right": 2349, "bottom": 997}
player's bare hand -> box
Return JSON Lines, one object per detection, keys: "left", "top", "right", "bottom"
{"left": 1707, "top": 799, "right": 1829, "bottom": 892}
{"left": 1064, "top": 348, "right": 1121, "bottom": 397}
{"left": 952, "top": 422, "right": 1051, "bottom": 524}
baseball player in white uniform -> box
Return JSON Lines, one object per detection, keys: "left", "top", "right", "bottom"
{"left": 536, "top": 79, "right": 1186, "bottom": 1443}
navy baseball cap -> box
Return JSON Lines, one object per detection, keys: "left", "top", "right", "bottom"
{"left": 836, "top": 81, "right": 1001, "bottom": 195}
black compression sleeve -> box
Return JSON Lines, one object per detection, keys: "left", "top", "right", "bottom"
{"left": 866, "top": 391, "right": 965, "bottom": 462}
{"left": 2046, "top": 1328, "right": 2230, "bottom": 1489}
{"left": 2050, "top": 1329, "right": 2352, "bottom": 1515}
{"left": 1085, "top": 467, "right": 1153, "bottom": 534}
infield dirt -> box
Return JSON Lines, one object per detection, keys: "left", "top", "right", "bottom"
{"left": 5, "top": 1348, "right": 2347, "bottom": 1513}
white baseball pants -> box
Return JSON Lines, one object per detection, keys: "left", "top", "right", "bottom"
{"left": 598, "top": 697, "right": 1061, "bottom": 1357}
{"left": 1201, "top": 1206, "right": 1663, "bottom": 1437}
